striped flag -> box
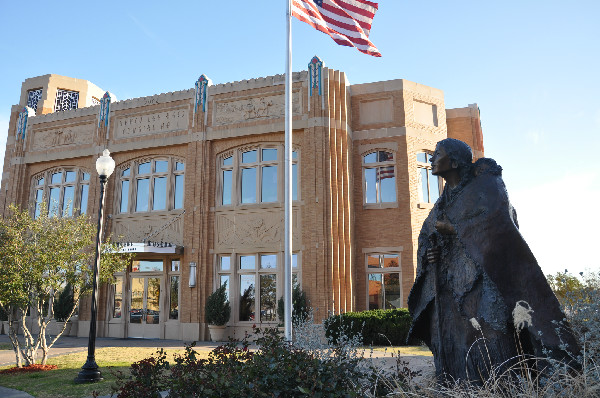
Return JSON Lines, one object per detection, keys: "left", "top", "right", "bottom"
{"left": 292, "top": 0, "right": 381, "bottom": 57}
{"left": 376, "top": 166, "right": 395, "bottom": 180}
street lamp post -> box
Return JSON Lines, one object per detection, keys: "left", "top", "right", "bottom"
{"left": 75, "top": 149, "right": 115, "bottom": 383}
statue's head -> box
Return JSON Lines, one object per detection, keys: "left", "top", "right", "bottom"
{"left": 431, "top": 138, "right": 473, "bottom": 181}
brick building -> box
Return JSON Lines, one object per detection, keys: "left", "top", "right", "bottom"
{"left": 0, "top": 58, "right": 483, "bottom": 341}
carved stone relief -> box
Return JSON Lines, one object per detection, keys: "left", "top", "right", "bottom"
{"left": 112, "top": 213, "right": 184, "bottom": 246}
{"left": 115, "top": 108, "right": 189, "bottom": 139}
{"left": 31, "top": 124, "right": 94, "bottom": 150}
{"left": 215, "top": 209, "right": 300, "bottom": 250}
{"left": 214, "top": 91, "right": 302, "bottom": 126}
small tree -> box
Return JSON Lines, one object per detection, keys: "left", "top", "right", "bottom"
{"left": 205, "top": 282, "right": 231, "bottom": 326}
{"left": 0, "top": 204, "right": 131, "bottom": 367}
{"left": 277, "top": 285, "right": 310, "bottom": 324}
{"left": 53, "top": 283, "right": 74, "bottom": 323}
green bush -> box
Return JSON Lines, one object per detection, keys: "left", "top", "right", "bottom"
{"left": 325, "top": 308, "right": 412, "bottom": 346}
{"left": 53, "top": 283, "right": 74, "bottom": 322}
{"left": 204, "top": 282, "right": 231, "bottom": 326}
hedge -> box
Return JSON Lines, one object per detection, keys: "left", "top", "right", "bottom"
{"left": 324, "top": 308, "right": 412, "bottom": 346}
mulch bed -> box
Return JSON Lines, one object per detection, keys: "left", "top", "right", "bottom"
{"left": 0, "top": 364, "right": 58, "bottom": 374}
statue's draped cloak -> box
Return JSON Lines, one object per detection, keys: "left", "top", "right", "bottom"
{"left": 407, "top": 158, "right": 579, "bottom": 382}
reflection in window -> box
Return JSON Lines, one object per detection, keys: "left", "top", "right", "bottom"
{"left": 366, "top": 253, "right": 401, "bottom": 310}
{"left": 260, "top": 274, "right": 277, "bottom": 322}
{"left": 363, "top": 151, "right": 396, "bottom": 204}
{"left": 132, "top": 260, "right": 164, "bottom": 272}
{"left": 417, "top": 152, "right": 441, "bottom": 203}
{"left": 239, "top": 275, "right": 255, "bottom": 321}
{"left": 169, "top": 276, "right": 179, "bottom": 320}
{"left": 113, "top": 276, "right": 123, "bottom": 318}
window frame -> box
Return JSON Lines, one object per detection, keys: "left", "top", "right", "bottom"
{"left": 365, "top": 252, "right": 402, "bottom": 311}
{"left": 362, "top": 150, "right": 397, "bottom": 208}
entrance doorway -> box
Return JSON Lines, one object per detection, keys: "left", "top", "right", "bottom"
{"left": 128, "top": 276, "right": 161, "bottom": 338}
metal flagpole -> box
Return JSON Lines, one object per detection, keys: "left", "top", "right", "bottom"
{"left": 284, "top": 0, "right": 293, "bottom": 341}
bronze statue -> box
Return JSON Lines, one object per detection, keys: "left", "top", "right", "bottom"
{"left": 407, "top": 138, "right": 580, "bottom": 383}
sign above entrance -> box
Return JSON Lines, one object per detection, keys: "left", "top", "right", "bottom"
{"left": 116, "top": 242, "right": 182, "bottom": 254}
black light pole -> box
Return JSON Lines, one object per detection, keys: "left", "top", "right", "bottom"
{"left": 75, "top": 149, "right": 115, "bottom": 384}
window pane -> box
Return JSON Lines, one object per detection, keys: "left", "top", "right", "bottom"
{"left": 260, "top": 254, "right": 277, "bottom": 269}
{"left": 48, "top": 187, "right": 60, "bottom": 216}
{"left": 34, "top": 189, "right": 43, "bottom": 219}
{"left": 62, "top": 185, "right": 75, "bottom": 216}
{"left": 82, "top": 172, "right": 90, "bottom": 181}
{"left": 153, "top": 176, "right": 167, "bottom": 210}
{"left": 220, "top": 275, "right": 230, "bottom": 301}
{"left": 169, "top": 276, "right": 179, "bottom": 320}
{"left": 80, "top": 185, "right": 89, "bottom": 214}
{"left": 65, "top": 171, "right": 76, "bottom": 182}
{"left": 130, "top": 278, "right": 143, "bottom": 323}
{"left": 428, "top": 170, "right": 440, "bottom": 203}
{"left": 122, "top": 168, "right": 130, "bottom": 177}
{"left": 420, "top": 168, "right": 429, "bottom": 203}
{"left": 380, "top": 175, "right": 396, "bottom": 203}
{"left": 174, "top": 175, "right": 184, "bottom": 209}
{"left": 120, "top": 180, "right": 129, "bottom": 213}
{"left": 367, "top": 254, "right": 380, "bottom": 268}
{"left": 260, "top": 274, "right": 277, "bottom": 322}
{"left": 427, "top": 153, "right": 433, "bottom": 163}
{"left": 242, "top": 150, "right": 257, "bottom": 164}
{"left": 378, "top": 151, "right": 393, "bottom": 162}
{"left": 171, "top": 260, "right": 180, "bottom": 272}
{"left": 113, "top": 276, "right": 123, "bottom": 319}
{"left": 147, "top": 278, "right": 161, "bottom": 324}
{"left": 262, "top": 148, "right": 277, "bottom": 161}
{"left": 292, "top": 163, "right": 298, "bottom": 201}
{"left": 261, "top": 166, "right": 277, "bottom": 202}
{"left": 220, "top": 256, "right": 231, "bottom": 271}
{"left": 292, "top": 273, "right": 299, "bottom": 290}
{"left": 368, "top": 274, "right": 383, "bottom": 310}
{"left": 138, "top": 162, "right": 151, "bottom": 174}
{"left": 363, "top": 152, "right": 377, "bottom": 163}
{"left": 136, "top": 178, "right": 150, "bottom": 211}
{"left": 155, "top": 160, "right": 168, "bottom": 173}
{"left": 240, "top": 255, "right": 255, "bottom": 270}
{"left": 384, "top": 273, "right": 401, "bottom": 309}
{"left": 292, "top": 150, "right": 298, "bottom": 160}
{"left": 51, "top": 172, "right": 62, "bottom": 184}
{"left": 223, "top": 156, "right": 233, "bottom": 166}
{"left": 239, "top": 275, "right": 255, "bottom": 321}
{"left": 383, "top": 254, "right": 400, "bottom": 268}
{"left": 222, "top": 170, "right": 232, "bottom": 205}
{"left": 175, "top": 162, "right": 185, "bottom": 171}
{"left": 132, "top": 260, "right": 164, "bottom": 272}
{"left": 241, "top": 168, "right": 257, "bottom": 203}
{"left": 292, "top": 253, "right": 298, "bottom": 268}
{"left": 416, "top": 153, "right": 427, "bottom": 163}
{"left": 37, "top": 177, "right": 45, "bottom": 186}
{"left": 364, "top": 168, "right": 377, "bottom": 203}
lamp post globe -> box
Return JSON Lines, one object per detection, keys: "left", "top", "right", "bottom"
{"left": 75, "top": 149, "right": 114, "bottom": 383}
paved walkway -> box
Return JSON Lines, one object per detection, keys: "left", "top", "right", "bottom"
{"left": 0, "top": 334, "right": 433, "bottom": 398}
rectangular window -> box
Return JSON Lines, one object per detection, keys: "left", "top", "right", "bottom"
{"left": 34, "top": 189, "right": 43, "bottom": 219}
{"left": 261, "top": 166, "right": 277, "bottom": 202}
{"left": 220, "top": 275, "right": 230, "bottom": 301}
{"left": 155, "top": 160, "right": 168, "bottom": 173}
{"left": 260, "top": 254, "right": 277, "bottom": 269}
{"left": 65, "top": 171, "right": 76, "bottom": 183}
{"left": 169, "top": 276, "right": 179, "bottom": 320}
{"left": 241, "top": 168, "right": 257, "bottom": 203}
{"left": 113, "top": 276, "right": 123, "bottom": 319}
{"left": 153, "top": 176, "right": 167, "bottom": 210}
{"left": 48, "top": 187, "right": 60, "bottom": 216}
{"left": 132, "top": 260, "right": 164, "bottom": 272}
{"left": 80, "top": 185, "right": 89, "bottom": 214}
{"left": 138, "top": 162, "right": 151, "bottom": 174}
{"left": 136, "top": 178, "right": 150, "bottom": 211}
{"left": 171, "top": 260, "right": 180, "bottom": 272}
{"left": 120, "top": 180, "right": 129, "bottom": 213}
{"left": 367, "top": 253, "right": 401, "bottom": 310}
{"left": 62, "top": 186, "right": 75, "bottom": 216}
{"left": 220, "top": 256, "right": 231, "bottom": 271}
{"left": 174, "top": 175, "right": 184, "bottom": 209}
{"left": 292, "top": 163, "right": 298, "bottom": 201}
{"left": 239, "top": 274, "right": 255, "bottom": 321}
{"left": 51, "top": 172, "right": 62, "bottom": 184}
{"left": 379, "top": 171, "right": 396, "bottom": 202}
{"left": 260, "top": 274, "right": 277, "bottom": 322}
{"left": 240, "top": 255, "right": 255, "bottom": 270}
{"left": 222, "top": 170, "right": 232, "bottom": 205}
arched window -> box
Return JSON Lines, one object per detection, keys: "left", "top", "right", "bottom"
{"left": 118, "top": 157, "right": 185, "bottom": 213}
{"left": 32, "top": 168, "right": 90, "bottom": 218}
{"left": 363, "top": 150, "right": 396, "bottom": 204}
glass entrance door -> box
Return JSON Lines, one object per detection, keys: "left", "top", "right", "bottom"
{"left": 128, "top": 276, "right": 161, "bottom": 338}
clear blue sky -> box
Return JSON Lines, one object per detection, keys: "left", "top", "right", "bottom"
{"left": 1, "top": 1, "right": 598, "bottom": 275}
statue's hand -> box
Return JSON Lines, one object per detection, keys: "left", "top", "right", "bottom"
{"left": 434, "top": 219, "right": 456, "bottom": 235}
{"left": 426, "top": 247, "right": 441, "bottom": 264}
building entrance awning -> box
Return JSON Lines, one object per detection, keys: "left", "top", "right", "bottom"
{"left": 116, "top": 242, "right": 183, "bottom": 254}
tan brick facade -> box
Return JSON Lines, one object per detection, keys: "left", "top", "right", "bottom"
{"left": 0, "top": 66, "right": 483, "bottom": 341}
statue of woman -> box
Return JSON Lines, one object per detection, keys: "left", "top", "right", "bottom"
{"left": 407, "top": 138, "right": 580, "bottom": 383}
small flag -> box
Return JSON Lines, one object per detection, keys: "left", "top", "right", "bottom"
{"left": 292, "top": 0, "right": 381, "bottom": 57}
{"left": 376, "top": 166, "right": 395, "bottom": 180}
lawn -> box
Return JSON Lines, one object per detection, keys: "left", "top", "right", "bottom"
{"left": 0, "top": 347, "right": 203, "bottom": 398}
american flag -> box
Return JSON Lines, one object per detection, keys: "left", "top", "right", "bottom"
{"left": 376, "top": 166, "right": 395, "bottom": 180}
{"left": 292, "top": 0, "right": 381, "bottom": 57}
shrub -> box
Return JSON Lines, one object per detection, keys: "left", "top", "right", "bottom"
{"left": 53, "top": 283, "right": 74, "bottom": 322}
{"left": 276, "top": 284, "right": 309, "bottom": 324}
{"left": 325, "top": 308, "right": 412, "bottom": 346}
{"left": 204, "top": 282, "right": 231, "bottom": 326}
